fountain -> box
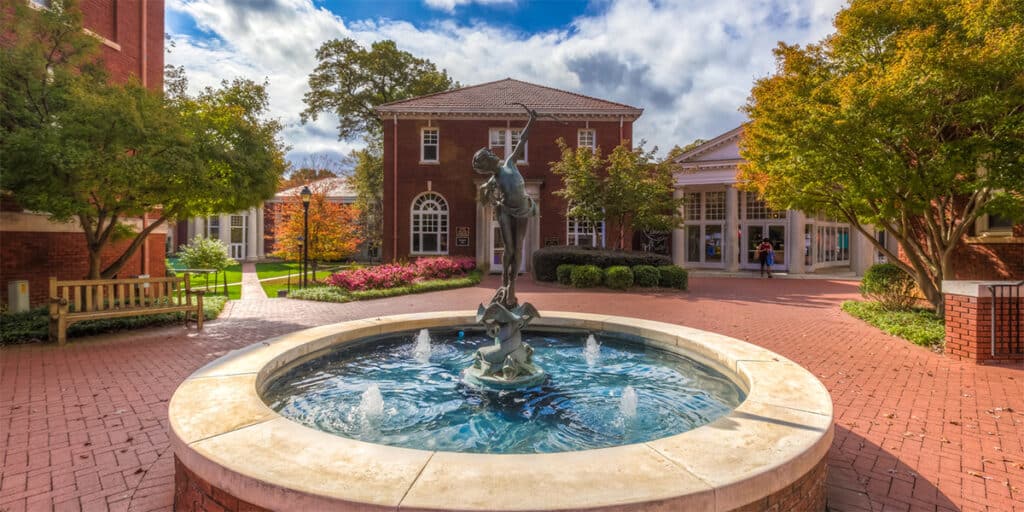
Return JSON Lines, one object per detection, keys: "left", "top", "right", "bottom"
{"left": 167, "top": 105, "right": 834, "bottom": 511}
{"left": 412, "top": 329, "right": 431, "bottom": 363}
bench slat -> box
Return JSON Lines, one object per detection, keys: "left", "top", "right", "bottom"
{"left": 84, "top": 285, "right": 93, "bottom": 312}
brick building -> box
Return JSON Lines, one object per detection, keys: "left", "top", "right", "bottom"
{"left": 0, "top": 0, "right": 166, "bottom": 307}
{"left": 375, "top": 78, "right": 643, "bottom": 271}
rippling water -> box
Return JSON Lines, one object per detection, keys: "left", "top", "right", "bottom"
{"left": 262, "top": 328, "right": 745, "bottom": 454}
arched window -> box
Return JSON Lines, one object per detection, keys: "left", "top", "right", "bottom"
{"left": 411, "top": 192, "right": 449, "bottom": 254}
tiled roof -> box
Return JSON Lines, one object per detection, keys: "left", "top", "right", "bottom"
{"left": 273, "top": 177, "right": 356, "bottom": 202}
{"left": 376, "top": 78, "right": 643, "bottom": 118}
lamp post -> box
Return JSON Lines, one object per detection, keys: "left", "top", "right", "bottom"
{"left": 300, "top": 186, "right": 312, "bottom": 288}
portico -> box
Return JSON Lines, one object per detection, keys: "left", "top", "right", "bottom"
{"left": 184, "top": 206, "right": 265, "bottom": 262}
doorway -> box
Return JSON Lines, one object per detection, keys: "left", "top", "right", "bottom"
{"left": 488, "top": 218, "right": 526, "bottom": 274}
{"left": 230, "top": 214, "right": 247, "bottom": 260}
{"left": 743, "top": 223, "right": 786, "bottom": 270}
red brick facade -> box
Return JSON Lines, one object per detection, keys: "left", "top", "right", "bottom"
{"left": 944, "top": 292, "right": 1023, "bottom": 364}
{"left": 382, "top": 117, "right": 633, "bottom": 262}
{"left": 0, "top": 0, "right": 167, "bottom": 309}
{"left": 951, "top": 224, "right": 1024, "bottom": 280}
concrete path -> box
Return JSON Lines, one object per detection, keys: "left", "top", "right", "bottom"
{"left": 0, "top": 276, "right": 1021, "bottom": 511}
{"left": 238, "top": 262, "right": 266, "bottom": 300}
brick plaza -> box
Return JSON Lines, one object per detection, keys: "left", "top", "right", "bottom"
{"left": 1, "top": 276, "right": 1022, "bottom": 511}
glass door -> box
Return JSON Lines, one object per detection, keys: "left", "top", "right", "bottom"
{"left": 743, "top": 224, "right": 786, "bottom": 270}
{"left": 745, "top": 225, "right": 765, "bottom": 267}
{"left": 489, "top": 222, "right": 504, "bottom": 274}
{"left": 230, "top": 214, "right": 247, "bottom": 260}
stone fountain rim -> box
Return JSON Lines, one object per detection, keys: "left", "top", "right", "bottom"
{"left": 168, "top": 311, "right": 834, "bottom": 512}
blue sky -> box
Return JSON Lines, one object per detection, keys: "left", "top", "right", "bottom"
{"left": 165, "top": 0, "right": 846, "bottom": 169}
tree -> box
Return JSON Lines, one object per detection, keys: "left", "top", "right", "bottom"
{"left": 552, "top": 139, "right": 684, "bottom": 250}
{"left": 271, "top": 182, "right": 363, "bottom": 269}
{"left": 349, "top": 136, "right": 384, "bottom": 257}
{"left": 666, "top": 138, "right": 708, "bottom": 161}
{"left": 301, "top": 38, "right": 458, "bottom": 140}
{"left": 739, "top": 0, "right": 1024, "bottom": 314}
{"left": 0, "top": 2, "right": 288, "bottom": 279}
{"left": 301, "top": 38, "right": 457, "bottom": 259}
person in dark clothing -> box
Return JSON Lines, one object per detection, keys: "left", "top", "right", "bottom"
{"left": 756, "top": 237, "right": 774, "bottom": 278}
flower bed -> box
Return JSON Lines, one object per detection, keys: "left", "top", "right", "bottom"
{"left": 324, "top": 257, "right": 476, "bottom": 292}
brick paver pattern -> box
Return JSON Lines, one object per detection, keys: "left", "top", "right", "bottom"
{"left": 1, "top": 276, "right": 1021, "bottom": 511}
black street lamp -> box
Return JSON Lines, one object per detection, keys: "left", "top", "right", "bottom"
{"left": 300, "top": 186, "right": 312, "bottom": 288}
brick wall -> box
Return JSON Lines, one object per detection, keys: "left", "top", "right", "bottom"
{"left": 0, "top": 230, "right": 166, "bottom": 307}
{"left": 81, "top": 0, "right": 165, "bottom": 90}
{"left": 382, "top": 117, "right": 634, "bottom": 261}
{"left": 174, "top": 456, "right": 827, "bottom": 512}
{"left": 944, "top": 292, "right": 1023, "bottom": 364}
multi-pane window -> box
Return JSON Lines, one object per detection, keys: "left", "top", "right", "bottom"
{"left": 744, "top": 193, "right": 785, "bottom": 219}
{"left": 685, "top": 192, "right": 702, "bottom": 220}
{"left": 421, "top": 128, "right": 439, "bottom": 163}
{"left": 411, "top": 192, "right": 449, "bottom": 254}
{"left": 577, "top": 129, "right": 596, "bottom": 151}
{"left": 705, "top": 191, "right": 725, "bottom": 220}
{"left": 567, "top": 217, "right": 605, "bottom": 247}
{"left": 206, "top": 216, "right": 220, "bottom": 239}
{"left": 816, "top": 225, "right": 850, "bottom": 264}
{"left": 488, "top": 128, "right": 527, "bottom": 162}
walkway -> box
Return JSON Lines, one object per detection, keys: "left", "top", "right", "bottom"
{"left": 0, "top": 276, "right": 1021, "bottom": 511}
{"left": 238, "top": 263, "right": 266, "bottom": 300}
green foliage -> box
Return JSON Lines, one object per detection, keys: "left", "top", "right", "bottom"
{"left": 657, "top": 265, "right": 689, "bottom": 290}
{"left": 0, "top": 296, "right": 228, "bottom": 345}
{"left": 740, "top": 0, "right": 1024, "bottom": 312}
{"left": 570, "top": 265, "right": 604, "bottom": 288}
{"left": 0, "top": 3, "right": 287, "bottom": 279}
{"left": 532, "top": 246, "right": 671, "bottom": 282}
{"left": 859, "top": 263, "right": 919, "bottom": 311}
{"left": 604, "top": 266, "right": 634, "bottom": 290}
{"left": 842, "top": 300, "right": 945, "bottom": 348}
{"left": 177, "top": 236, "right": 236, "bottom": 271}
{"left": 551, "top": 140, "right": 683, "bottom": 250}
{"left": 632, "top": 265, "right": 661, "bottom": 287}
{"left": 350, "top": 136, "right": 384, "bottom": 253}
{"left": 556, "top": 264, "right": 576, "bottom": 285}
{"left": 301, "top": 38, "right": 457, "bottom": 140}
{"left": 289, "top": 270, "right": 482, "bottom": 303}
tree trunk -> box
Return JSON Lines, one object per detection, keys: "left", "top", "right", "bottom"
{"left": 86, "top": 249, "right": 103, "bottom": 280}
{"left": 100, "top": 216, "right": 167, "bottom": 278}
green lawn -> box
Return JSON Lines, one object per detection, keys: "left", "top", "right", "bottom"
{"left": 167, "top": 259, "right": 242, "bottom": 300}
{"left": 256, "top": 262, "right": 362, "bottom": 298}
{"left": 841, "top": 300, "right": 945, "bottom": 348}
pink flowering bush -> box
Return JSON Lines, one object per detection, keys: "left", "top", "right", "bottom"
{"left": 325, "top": 257, "right": 477, "bottom": 292}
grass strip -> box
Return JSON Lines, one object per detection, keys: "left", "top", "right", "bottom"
{"left": 288, "top": 271, "right": 482, "bottom": 304}
{"left": 841, "top": 300, "right": 945, "bottom": 348}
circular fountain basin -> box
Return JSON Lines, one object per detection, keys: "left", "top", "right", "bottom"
{"left": 169, "top": 311, "right": 834, "bottom": 511}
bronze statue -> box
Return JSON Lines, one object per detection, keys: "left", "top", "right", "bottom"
{"left": 473, "top": 104, "right": 538, "bottom": 309}
{"left": 466, "top": 104, "right": 546, "bottom": 388}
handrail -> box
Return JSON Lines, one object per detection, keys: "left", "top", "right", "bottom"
{"left": 986, "top": 280, "right": 1023, "bottom": 357}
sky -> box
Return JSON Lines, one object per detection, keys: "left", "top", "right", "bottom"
{"left": 165, "top": 0, "right": 847, "bottom": 170}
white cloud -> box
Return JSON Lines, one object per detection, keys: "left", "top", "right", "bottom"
{"left": 423, "top": 0, "right": 516, "bottom": 14}
{"left": 165, "top": 0, "right": 845, "bottom": 165}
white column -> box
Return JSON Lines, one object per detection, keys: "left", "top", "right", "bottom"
{"left": 475, "top": 203, "right": 488, "bottom": 271}
{"left": 850, "top": 229, "right": 874, "bottom": 276}
{"left": 671, "top": 188, "right": 686, "bottom": 266}
{"left": 219, "top": 214, "right": 231, "bottom": 252}
{"left": 247, "top": 207, "right": 260, "bottom": 261}
{"left": 789, "top": 210, "right": 806, "bottom": 274}
{"left": 193, "top": 217, "right": 205, "bottom": 240}
{"left": 256, "top": 204, "right": 265, "bottom": 258}
{"left": 186, "top": 218, "right": 195, "bottom": 240}
{"left": 725, "top": 186, "right": 740, "bottom": 271}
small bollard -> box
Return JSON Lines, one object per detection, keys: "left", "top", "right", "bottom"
{"left": 277, "top": 290, "right": 289, "bottom": 298}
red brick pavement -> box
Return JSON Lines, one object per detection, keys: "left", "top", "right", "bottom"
{"left": 1, "top": 276, "right": 1022, "bottom": 511}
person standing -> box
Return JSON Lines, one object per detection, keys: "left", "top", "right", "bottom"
{"left": 757, "top": 237, "right": 774, "bottom": 278}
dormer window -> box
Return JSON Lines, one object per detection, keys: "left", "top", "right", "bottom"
{"left": 421, "top": 128, "right": 439, "bottom": 163}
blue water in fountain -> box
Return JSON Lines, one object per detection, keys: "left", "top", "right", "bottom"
{"left": 262, "top": 328, "right": 745, "bottom": 454}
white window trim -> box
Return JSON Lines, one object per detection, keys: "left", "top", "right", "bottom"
{"left": 577, "top": 129, "right": 596, "bottom": 152}
{"left": 488, "top": 127, "right": 528, "bottom": 164}
{"left": 420, "top": 128, "right": 439, "bottom": 164}
{"left": 410, "top": 192, "right": 449, "bottom": 255}
{"left": 566, "top": 215, "right": 605, "bottom": 248}
{"left": 975, "top": 214, "right": 1015, "bottom": 236}
{"left": 682, "top": 189, "right": 727, "bottom": 266}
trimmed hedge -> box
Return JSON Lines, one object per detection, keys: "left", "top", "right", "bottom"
{"left": 658, "top": 265, "right": 688, "bottom": 290}
{"left": 570, "top": 265, "right": 603, "bottom": 288}
{"left": 533, "top": 246, "right": 671, "bottom": 282}
{"left": 859, "top": 263, "right": 918, "bottom": 311}
{"left": 633, "top": 265, "right": 660, "bottom": 287}
{"left": 556, "top": 264, "right": 575, "bottom": 285}
{"left": 604, "top": 266, "right": 634, "bottom": 290}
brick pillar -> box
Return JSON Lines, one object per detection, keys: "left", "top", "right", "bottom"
{"left": 942, "top": 280, "right": 1023, "bottom": 364}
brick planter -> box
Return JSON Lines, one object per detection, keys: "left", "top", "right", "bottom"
{"left": 943, "top": 281, "right": 1023, "bottom": 363}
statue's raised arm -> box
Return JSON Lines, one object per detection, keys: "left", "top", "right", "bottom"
{"left": 508, "top": 103, "right": 537, "bottom": 164}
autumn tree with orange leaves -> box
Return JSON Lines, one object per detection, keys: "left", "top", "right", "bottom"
{"left": 272, "top": 183, "right": 362, "bottom": 269}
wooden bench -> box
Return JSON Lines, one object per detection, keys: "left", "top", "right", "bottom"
{"left": 49, "top": 275, "right": 205, "bottom": 345}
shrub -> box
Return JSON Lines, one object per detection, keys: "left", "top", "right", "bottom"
{"left": 532, "top": 246, "right": 671, "bottom": 282}
{"left": 604, "top": 266, "right": 634, "bottom": 290}
{"left": 570, "top": 265, "right": 603, "bottom": 288}
{"left": 556, "top": 264, "right": 575, "bottom": 285}
{"left": 177, "top": 236, "right": 235, "bottom": 271}
{"left": 632, "top": 265, "right": 660, "bottom": 287}
{"left": 859, "top": 263, "right": 917, "bottom": 310}
{"left": 658, "top": 265, "right": 688, "bottom": 290}
{"left": 414, "top": 257, "right": 476, "bottom": 280}
{"left": 324, "top": 257, "right": 476, "bottom": 292}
